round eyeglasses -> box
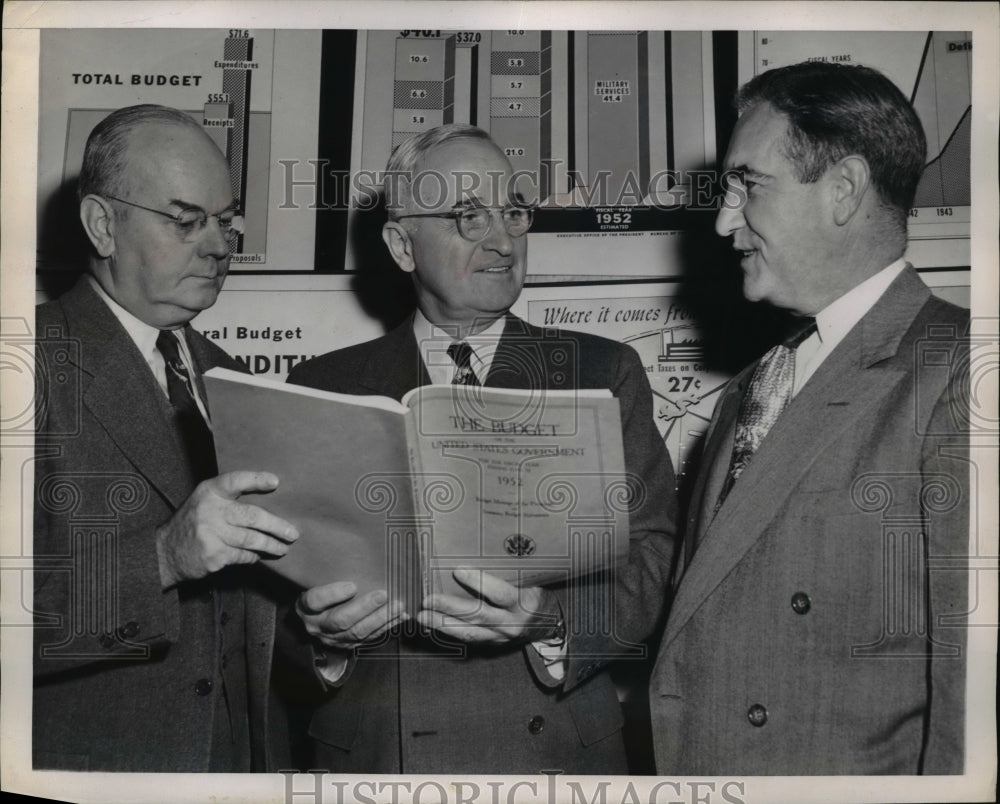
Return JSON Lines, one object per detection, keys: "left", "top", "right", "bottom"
{"left": 105, "top": 195, "right": 245, "bottom": 243}
{"left": 396, "top": 205, "right": 533, "bottom": 242}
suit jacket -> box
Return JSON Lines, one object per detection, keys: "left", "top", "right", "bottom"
{"left": 650, "top": 266, "right": 969, "bottom": 775}
{"left": 286, "top": 313, "right": 678, "bottom": 774}
{"left": 32, "top": 278, "right": 279, "bottom": 771}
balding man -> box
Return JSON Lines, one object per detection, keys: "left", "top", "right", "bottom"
{"left": 33, "top": 104, "right": 298, "bottom": 771}
{"left": 285, "top": 125, "right": 678, "bottom": 774}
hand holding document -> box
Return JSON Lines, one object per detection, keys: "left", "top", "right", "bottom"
{"left": 296, "top": 581, "right": 408, "bottom": 650}
{"left": 205, "top": 369, "right": 631, "bottom": 616}
{"left": 418, "top": 569, "right": 563, "bottom": 645}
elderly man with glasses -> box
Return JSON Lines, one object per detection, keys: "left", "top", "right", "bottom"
{"left": 284, "top": 124, "right": 678, "bottom": 774}
{"left": 33, "top": 104, "right": 298, "bottom": 771}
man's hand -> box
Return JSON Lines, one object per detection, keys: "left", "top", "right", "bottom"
{"left": 417, "top": 569, "right": 562, "bottom": 645}
{"left": 156, "top": 470, "right": 298, "bottom": 589}
{"left": 296, "top": 582, "right": 408, "bottom": 650}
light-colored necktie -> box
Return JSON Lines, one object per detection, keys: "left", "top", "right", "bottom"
{"left": 715, "top": 318, "right": 817, "bottom": 508}
{"left": 447, "top": 341, "right": 480, "bottom": 386}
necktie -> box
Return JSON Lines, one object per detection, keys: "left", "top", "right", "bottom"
{"left": 715, "top": 318, "right": 816, "bottom": 508}
{"left": 156, "top": 329, "right": 217, "bottom": 478}
{"left": 447, "top": 341, "right": 480, "bottom": 386}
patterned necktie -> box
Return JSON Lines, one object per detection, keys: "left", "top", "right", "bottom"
{"left": 715, "top": 318, "right": 817, "bottom": 509}
{"left": 156, "top": 329, "right": 217, "bottom": 478}
{"left": 447, "top": 341, "right": 480, "bottom": 386}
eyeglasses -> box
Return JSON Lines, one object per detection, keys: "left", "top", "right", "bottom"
{"left": 396, "top": 205, "right": 533, "bottom": 242}
{"left": 104, "top": 195, "right": 245, "bottom": 243}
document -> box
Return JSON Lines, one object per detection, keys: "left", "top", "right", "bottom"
{"left": 204, "top": 368, "right": 630, "bottom": 610}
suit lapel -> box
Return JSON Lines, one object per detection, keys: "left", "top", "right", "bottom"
{"left": 692, "top": 375, "right": 746, "bottom": 529}
{"left": 356, "top": 314, "right": 525, "bottom": 398}
{"left": 484, "top": 315, "right": 535, "bottom": 389}
{"left": 677, "top": 374, "right": 745, "bottom": 574}
{"left": 356, "top": 317, "right": 430, "bottom": 400}
{"left": 61, "top": 280, "right": 198, "bottom": 508}
{"left": 663, "top": 266, "right": 932, "bottom": 648}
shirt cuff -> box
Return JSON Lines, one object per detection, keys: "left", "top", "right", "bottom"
{"left": 312, "top": 645, "right": 351, "bottom": 686}
{"left": 530, "top": 617, "right": 567, "bottom": 682}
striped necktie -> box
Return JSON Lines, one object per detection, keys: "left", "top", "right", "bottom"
{"left": 447, "top": 341, "right": 480, "bottom": 386}
{"left": 157, "top": 329, "right": 217, "bottom": 477}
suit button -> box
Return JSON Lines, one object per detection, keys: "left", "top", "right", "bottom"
{"left": 194, "top": 678, "right": 213, "bottom": 696}
{"left": 528, "top": 715, "right": 545, "bottom": 735}
{"left": 98, "top": 633, "right": 115, "bottom": 649}
{"left": 747, "top": 704, "right": 768, "bottom": 727}
{"left": 117, "top": 620, "right": 140, "bottom": 639}
{"left": 791, "top": 592, "right": 811, "bottom": 614}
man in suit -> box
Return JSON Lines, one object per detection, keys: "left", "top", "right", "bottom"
{"left": 285, "top": 124, "right": 678, "bottom": 773}
{"left": 33, "top": 104, "right": 299, "bottom": 771}
{"left": 651, "top": 62, "right": 969, "bottom": 774}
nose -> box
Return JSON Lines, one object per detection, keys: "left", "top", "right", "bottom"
{"left": 198, "top": 216, "right": 233, "bottom": 258}
{"left": 715, "top": 184, "right": 746, "bottom": 238}
{"left": 480, "top": 210, "right": 514, "bottom": 255}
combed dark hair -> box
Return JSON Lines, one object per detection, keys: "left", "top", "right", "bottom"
{"left": 736, "top": 61, "right": 926, "bottom": 219}
{"left": 384, "top": 124, "right": 495, "bottom": 219}
{"left": 77, "top": 104, "right": 205, "bottom": 201}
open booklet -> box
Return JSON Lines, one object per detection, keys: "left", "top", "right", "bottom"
{"left": 204, "top": 368, "right": 630, "bottom": 612}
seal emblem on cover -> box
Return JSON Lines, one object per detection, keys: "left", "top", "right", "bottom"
{"left": 504, "top": 533, "right": 536, "bottom": 557}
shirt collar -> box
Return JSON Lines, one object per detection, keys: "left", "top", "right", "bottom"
{"left": 813, "top": 258, "right": 906, "bottom": 346}
{"left": 412, "top": 309, "right": 507, "bottom": 384}
{"left": 87, "top": 274, "right": 163, "bottom": 363}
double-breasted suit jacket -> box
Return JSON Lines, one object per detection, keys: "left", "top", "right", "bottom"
{"left": 650, "top": 266, "right": 969, "bottom": 775}
{"left": 33, "top": 278, "right": 279, "bottom": 771}
{"left": 286, "top": 313, "right": 678, "bottom": 774}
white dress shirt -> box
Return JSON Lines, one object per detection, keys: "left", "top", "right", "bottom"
{"left": 87, "top": 275, "right": 211, "bottom": 423}
{"left": 412, "top": 309, "right": 506, "bottom": 385}
{"left": 792, "top": 259, "right": 906, "bottom": 396}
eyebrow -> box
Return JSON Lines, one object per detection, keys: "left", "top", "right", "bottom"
{"left": 452, "top": 197, "right": 484, "bottom": 211}
{"left": 452, "top": 192, "right": 528, "bottom": 211}
{"left": 727, "top": 165, "right": 770, "bottom": 182}
{"left": 167, "top": 198, "right": 241, "bottom": 213}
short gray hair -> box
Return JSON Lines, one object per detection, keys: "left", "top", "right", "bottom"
{"left": 384, "top": 124, "right": 495, "bottom": 220}
{"left": 77, "top": 104, "right": 207, "bottom": 202}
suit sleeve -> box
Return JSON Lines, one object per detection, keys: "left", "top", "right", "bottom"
{"left": 31, "top": 342, "right": 187, "bottom": 675}
{"left": 32, "top": 466, "right": 184, "bottom": 675}
{"left": 919, "top": 345, "right": 969, "bottom": 774}
{"left": 31, "top": 325, "right": 251, "bottom": 675}
{"left": 543, "top": 344, "right": 679, "bottom": 692}
{"left": 269, "top": 596, "right": 360, "bottom": 687}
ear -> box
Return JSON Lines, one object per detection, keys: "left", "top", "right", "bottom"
{"left": 829, "top": 155, "right": 871, "bottom": 226}
{"left": 79, "top": 194, "right": 117, "bottom": 258}
{"left": 382, "top": 221, "right": 416, "bottom": 273}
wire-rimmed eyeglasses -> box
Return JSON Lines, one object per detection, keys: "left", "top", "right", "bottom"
{"left": 396, "top": 204, "right": 533, "bottom": 242}
{"left": 104, "top": 195, "right": 245, "bottom": 243}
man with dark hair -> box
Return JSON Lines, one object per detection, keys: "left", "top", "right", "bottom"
{"left": 33, "top": 104, "right": 298, "bottom": 771}
{"left": 284, "top": 124, "right": 678, "bottom": 773}
{"left": 650, "top": 61, "right": 969, "bottom": 774}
